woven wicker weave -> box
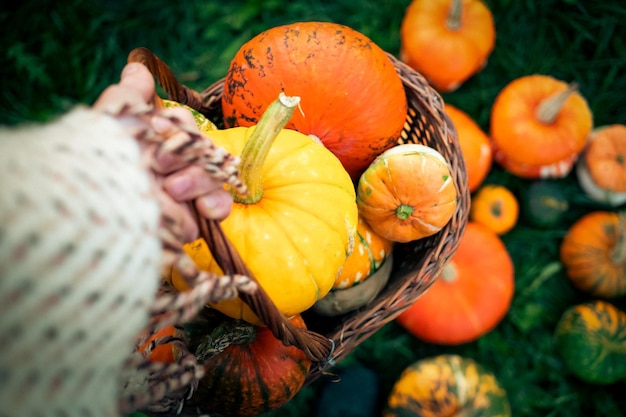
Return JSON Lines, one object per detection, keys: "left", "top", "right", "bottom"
{"left": 127, "top": 46, "right": 469, "bottom": 413}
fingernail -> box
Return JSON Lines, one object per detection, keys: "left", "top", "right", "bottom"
{"left": 199, "top": 195, "right": 219, "bottom": 216}
{"left": 122, "top": 63, "right": 141, "bottom": 78}
{"left": 166, "top": 175, "right": 191, "bottom": 196}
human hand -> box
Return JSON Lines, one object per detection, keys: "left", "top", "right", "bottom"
{"left": 94, "top": 62, "right": 233, "bottom": 243}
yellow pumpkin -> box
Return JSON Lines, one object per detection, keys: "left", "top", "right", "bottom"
{"left": 171, "top": 94, "right": 358, "bottom": 325}
{"left": 161, "top": 99, "right": 218, "bottom": 132}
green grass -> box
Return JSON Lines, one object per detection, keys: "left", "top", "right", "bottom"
{"left": 3, "top": 0, "right": 626, "bottom": 416}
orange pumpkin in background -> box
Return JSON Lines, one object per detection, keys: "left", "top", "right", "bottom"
{"left": 576, "top": 124, "right": 626, "bottom": 207}
{"left": 445, "top": 104, "right": 492, "bottom": 192}
{"left": 396, "top": 222, "right": 515, "bottom": 345}
{"left": 560, "top": 211, "right": 626, "bottom": 299}
{"left": 221, "top": 21, "right": 408, "bottom": 179}
{"left": 400, "top": 0, "right": 496, "bottom": 92}
{"left": 490, "top": 75, "right": 593, "bottom": 179}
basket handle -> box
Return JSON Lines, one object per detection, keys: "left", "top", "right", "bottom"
{"left": 127, "top": 48, "right": 334, "bottom": 363}
{"left": 127, "top": 47, "right": 212, "bottom": 115}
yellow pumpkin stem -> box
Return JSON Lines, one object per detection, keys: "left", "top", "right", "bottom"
{"left": 440, "top": 263, "right": 458, "bottom": 282}
{"left": 446, "top": 0, "right": 463, "bottom": 30}
{"left": 234, "top": 92, "right": 300, "bottom": 204}
{"left": 612, "top": 211, "right": 626, "bottom": 265}
{"left": 535, "top": 82, "right": 579, "bottom": 125}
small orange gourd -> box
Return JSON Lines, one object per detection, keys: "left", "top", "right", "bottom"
{"left": 334, "top": 216, "right": 393, "bottom": 290}
{"left": 356, "top": 144, "right": 458, "bottom": 243}
{"left": 490, "top": 75, "right": 593, "bottom": 179}
{"left": 396, "top": 222, "right": 514, "bottom": 345}
{"left": 560, "top": 211, "right": 626, "bottom": 299}
{"left": 576, "top": 124, "right": 626, "bottom": 206}
{"left": 445, "top": 104, "right": 492, "bottom": 192}
{"left": 470, "top": 185, "right": 519, "bottom": 235}
{"left": 400, "top": 0, "right": 496, "bottom": 92}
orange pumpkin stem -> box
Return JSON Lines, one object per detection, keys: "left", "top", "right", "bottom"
{"left": 535, "top": 82, "right": 579, "bottom": 125}
{"left": 612, "top": 212, "right": 626, "bottom": 265}
{"left": 446, "top": 0, "right": 463, "bottom": 30}
{"left": 440, "top": 263, "right": 458, "bottom": 282}
{"left": 235, "top": 93, "right": 300, "bottom": 204}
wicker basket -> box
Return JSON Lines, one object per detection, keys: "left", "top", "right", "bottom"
{"left": 126, "top": 46, "right": 469, "bottom": 413}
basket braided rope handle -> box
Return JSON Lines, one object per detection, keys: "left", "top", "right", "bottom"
{"left": 128, "top": 48, "right": 335, "bottom": 363}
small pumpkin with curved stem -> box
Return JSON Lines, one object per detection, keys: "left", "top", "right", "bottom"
{"left": 400, "top": 0, "right": 496, "bottom": 92}
{"left": 559, "top": 211, "right": 626, "bottom": 299}
{"left": 555, "top": 300, "right": 626, "bottom": 385}
{"left": 396, "top": 222, "right": 514, "bottom": 345}
{"left": 221, "top": 21, "right": 408, "bottom": 179}
{"left": 384, "top": 354, "right": 511, "bottom": 417}
{"left": 576, "top": 124, "right": 626, "bottom": 207}
{"left": 445, "top": 103, "right": 492, "bottom": 192}
{"left": 490, "top": 75, "right": 593, "bottom": 179}
{"left": 356, "top": 143, "right": 458, "bottom": 243}
{"left": 470, "top": 184, "right": 519, "bottom": 235}
{"left": 170, "top": 93, "right": 358, "bottom": 325}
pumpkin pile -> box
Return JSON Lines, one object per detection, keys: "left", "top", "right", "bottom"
{"left": 138, "top": 20, "right": 460, "bottom": 417}
{"left": 388, "top": 0, "right": 626, "bottom": 412}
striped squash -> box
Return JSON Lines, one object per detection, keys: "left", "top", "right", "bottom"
{"left": 385, "top": 354, "right": 511, "bottom": 417}
{"left": 188, "top": 315, "right": 311, "bottom": 416}
{"left": 555, "top": 300, "right": 626, "bottom": 385}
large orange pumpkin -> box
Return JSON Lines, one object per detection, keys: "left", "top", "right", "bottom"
{"left": 396, "top": 222, "right": 515, "bottom": 345}
{"left": 490, "top": 75, "right": 593, "bottom": 179}
{"left": 560, "top": 211, "right": 626, "bottom": 299}
{"left": 221, "top": 21, "right": 408, "bottom": 179}
{"left": 400, "top": 0, "right": 496, "bottom": 92}
{"left": 576, "top": 124, "right": 626, "bottom": 206}
{"left": 444, "top": 103, "right": 492, "bottom": 192}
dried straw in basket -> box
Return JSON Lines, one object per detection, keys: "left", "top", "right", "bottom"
{"left": 127, "top": 46, "right": 469, "bottom": 409}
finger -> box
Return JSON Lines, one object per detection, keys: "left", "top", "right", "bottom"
{"left": 195, "top": 190, "right": 234, "bottom": 222}
{"left": 162, "top": 165, "right": 227, "bottom": 201}
{"left": 93, "top": 63, "right": 155, "bottom": 113}
{"left": 157, "top": 191, "right": 199, "bottom": 244}
{"left": 152, "top": 107, "right": 198, "bottom": 134}
{"left": 151, "top": 131, "right": 203, "bottom": 174}
{"left": 119, "top": 63, "right": 156, "bottom": 103}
